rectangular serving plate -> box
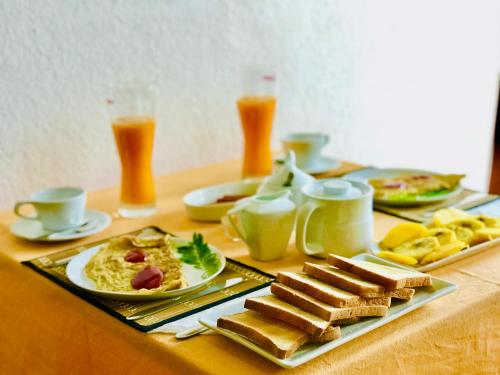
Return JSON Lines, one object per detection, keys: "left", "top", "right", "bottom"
{"left": 368, "top": 237, "right": 500, "bottom": 272}
{"left": 199, "top": 254, "right": 457, "bottom": 369}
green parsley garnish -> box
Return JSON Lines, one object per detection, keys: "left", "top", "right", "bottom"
{"left": 176, "top": 233, "right": 221, "bottom": 278}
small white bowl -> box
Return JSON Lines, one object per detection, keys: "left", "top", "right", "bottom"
{"left": 183, "top": 180, "right": 261, "bottom": 222}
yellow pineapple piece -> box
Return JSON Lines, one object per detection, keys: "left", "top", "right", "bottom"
{"left": 393, "top": 237, "right": 440, "bottom": 261}
{"left": 378, "top": 251, "right": 418, "bottom": 266}
{"left": 380, "top": 223, "right": 429, "bottom": 249}
{"left": 420, "top": 241, "right": 467, "bottom": 264}
{"left": 475, "top": 215, "right": 500, "bottom": 228}
{"left": 472, "top": 227, "right": 500, "bottom": 244}
{"left": 446, "top": 218, "right": 485, "bottom": 231}
{"left": 433, "top": 208, "right": 470, "bottom": 227}
{"left": 449, "top": 227, "right": 474, "bottom": 244}
{"left": 427, "top": 228, "right": 456, "bottom": 245}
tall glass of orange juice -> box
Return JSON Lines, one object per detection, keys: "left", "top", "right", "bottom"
{"left": 238, "top": 65, "right": 277, "bottom": 178}
{"left": 109, "top": 82, "right": 156, "bottom": 218}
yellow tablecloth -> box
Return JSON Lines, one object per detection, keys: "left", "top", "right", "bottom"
{"left": 0, "top": 159, "right": 498, "bottom": 374}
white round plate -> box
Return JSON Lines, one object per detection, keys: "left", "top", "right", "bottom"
{"left": 66, "top": 237, "right": 226, "bottom": 301}
{"left": 343, "top": 168, "right": 464, "bottom": 206}
{"left": 10, "top": 209, "right": 112, "bottom": 242}
{"left": 274, "top": 156, "right": 341, "bottom": 175}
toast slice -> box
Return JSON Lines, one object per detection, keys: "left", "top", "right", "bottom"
{"left": 244, "top": 295, "right": 330, "bottom": 336}
{"left": 217, "top": 311, "right": 341, "bottom": 358}
{"left": 327, "top": 254, "right": 432, "bottom": 290}
{"left": 303, "top": 263, "right": 386, "bottom": 297}
{"left": 271, "top": 283, "right": 388, "bottom": 321}
{"left": 217, "top": 311, "right": 309, "bottom": 359}
{"left": 277, "top": 272, "right": 391, "bottom": 308}
{"left": 303, "top": 263, "right": 415, "bottom": 300}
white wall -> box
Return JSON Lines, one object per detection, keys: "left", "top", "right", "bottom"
{"left": 1, "top": 0, "right": 499, "bottom": 209}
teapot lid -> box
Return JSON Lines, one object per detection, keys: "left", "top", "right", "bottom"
{"left": 309, "top": 179, "right": 363, "bottom": 199}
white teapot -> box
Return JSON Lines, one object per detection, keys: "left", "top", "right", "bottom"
{"left": 226, "top": 190, "right": 296, "bottom": 261}
{"left": 257, "top": 151, "right": 315, "bottom": 204}
{"left": 296, "top": 179, "right": 374, "bottom": 258}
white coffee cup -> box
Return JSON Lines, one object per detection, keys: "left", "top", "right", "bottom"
{"left": 14, "top": 187, "right": 87, "bottom": 231}
{"left": 281, "top": 132, "right": 329, "bottom": 168}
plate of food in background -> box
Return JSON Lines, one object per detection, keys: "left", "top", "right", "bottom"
{"left": 183, "top": 180, "right": 261, "bottom": 222}
{"left": 344, "top": 168, "right": 464, "bottom": 206}
{"left": 66, "top": 228, "right": 225, "bottom": 301}
{"left": 370, "top": 208, "right": 500, "bottom": 271}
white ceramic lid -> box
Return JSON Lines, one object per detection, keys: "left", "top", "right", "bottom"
{"left": 303, "top": 178, "right": 371, "bottom": 200}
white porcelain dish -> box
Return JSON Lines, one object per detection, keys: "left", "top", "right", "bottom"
{"left": 10, "top": 209, "right": 112, "bottom": 242}
{"left": 343, "top": 168, "right": 464, "bottom": 206}
{"left": 199, "top": 254, "right": 457, "bottom": 369}
{"left": 66, "top": 236, "right": 226, "bottom": 301}
{"left": 183, "top": 180, "right": 261, "bottom": 222}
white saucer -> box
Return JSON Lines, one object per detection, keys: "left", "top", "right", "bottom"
{"left": 10, "top": 209, "right": 112, "bottom": 242}
{"left": 275, "top": 156, "right": 341, "bottom": 175}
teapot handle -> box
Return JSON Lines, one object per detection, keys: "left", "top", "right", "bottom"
{"left": 296, "top": 200, "right": 325, "bottom": 256}
{"left": 226, "top": 203, "right": 249, "bottom": 243}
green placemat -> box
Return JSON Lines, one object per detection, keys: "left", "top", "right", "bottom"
{"left": 22, "top": 227, "right": 275, "bottom": 332}
{"left": 375, "top": 190, "right": 499, "bottom": 222}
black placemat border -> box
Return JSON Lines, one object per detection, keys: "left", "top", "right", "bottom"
{"left": 21, "top": 227, "right": 276, "bottom": 333}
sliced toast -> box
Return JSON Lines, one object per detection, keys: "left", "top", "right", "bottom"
{"left": 327, "top": 254, "right": 432, "bottom": 290}
{"left": 277, "top": 272, "right": 391, "bottom": 308}
{"left": 271, "top": 283, "right": 388, "bottom": 321}
{"left": 303, "top": 263, "right": 386, "bottom": 297}
{"left": 217, "top": 311, "right": 309, "bottom": 359}
{"left": 244, "top": 295, "right": 331, "bottom": 336}
{"left": 303, "top": 263, "right": 415, "bottom": 300}
{"left": 217, "top": 311, "right": 341, "bottom": 358}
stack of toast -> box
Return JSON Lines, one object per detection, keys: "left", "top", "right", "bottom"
{"left": 217, "top": 254, "right": 432, "bottom": 359}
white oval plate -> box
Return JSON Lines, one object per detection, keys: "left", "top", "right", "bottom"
{"left": 343, "top": 168, "right": 463, "bottom": 206}
{"left": 368, "top": 237, "right": 500, "bottom": 272}
{"left": 66, "top": 237, "right": 226, "bottom": 301}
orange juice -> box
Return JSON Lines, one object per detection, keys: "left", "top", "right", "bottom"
{"left": 112, "top": 116, "right": 156, "bottom": 205}
{"left": 237, "top": 96, "right": 276, "bottom": 177}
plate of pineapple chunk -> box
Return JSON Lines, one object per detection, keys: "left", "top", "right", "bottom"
{"left": 370, "top": 208, "right": 500, "bottom": 271}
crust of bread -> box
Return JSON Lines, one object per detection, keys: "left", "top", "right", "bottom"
{"left": 271, "top": 283, "right": 388, "bottom": 321}
{"left": 244, "top": 295, "right": 331, "bottom": 336}
{"left": 390, "top": 288, "right": 415, "bottom": 300}
{"left": 332, "top": 316, "right": 361, "bottom": 325}
{"left": 327, "top": 254, "right": 432, "bottom": 290}
{"left": 277, "top": 272, "right": 391, "bottom": 307}
{"left": 309, "top": 325, "right": 341, "bottom": 343}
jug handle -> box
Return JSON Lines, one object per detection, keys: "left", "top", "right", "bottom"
{"left": 297, "top": 200, "right": 325, "bottom": 256}
{"left": 226, "top": 203, "right": 249, "bottom": 243}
